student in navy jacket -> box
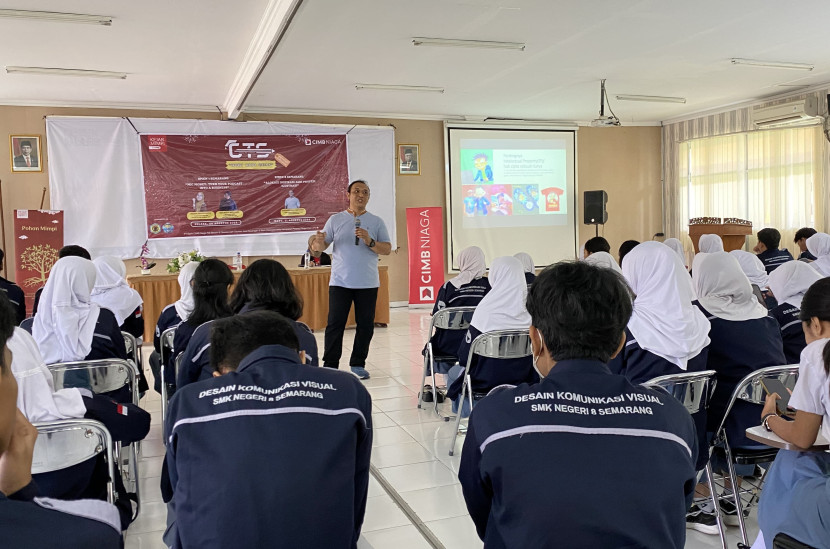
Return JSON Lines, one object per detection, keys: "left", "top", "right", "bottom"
{"left": 447, "top": 256, "right": 536, "bottom": 416}
{"left": 513, "top": 252, "right": 535, "bottom": 284}
{"left": 170, "top": 259, "right": 233, "bottom": 393}
{"left": 793, "top": 227, "right": 818, "bottom": 261}
{"left": 165, "top": 310, "right": 372, "bottom": 549}
{"left": 0, "top": 249, "right": 25, "bottom": 324}
{"left": 0, "top": 295, "right": 122, "bottom": 549}
{"left": 425, "top": 246, "right": 490, "bottom": 375}
{"left": 754, "top": 228, "right": 794, "bottom": 274}
{"left": 767, "top": 260, "right": 824, "bottom": 364}
{"left": 458, "top": 260, "right": 697, "bottom": 549}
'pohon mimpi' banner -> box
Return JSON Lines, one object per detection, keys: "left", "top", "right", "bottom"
{"left": 14, "top": 210, "right": 64, "bottom": 316}
{"left": 141, "top": 134, "right": 349, "bottom": 239}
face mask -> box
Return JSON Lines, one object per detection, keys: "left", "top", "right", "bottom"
{"left": 531, "top": 336, "right": 544, "bottom": 379}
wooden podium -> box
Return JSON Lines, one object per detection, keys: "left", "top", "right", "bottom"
{"left": 689, "top": 222, "right": 753, "bottom": 253}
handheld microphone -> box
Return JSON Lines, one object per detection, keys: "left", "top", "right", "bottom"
{"left": 354, "top": 217, "right": 361, "bottom": 245}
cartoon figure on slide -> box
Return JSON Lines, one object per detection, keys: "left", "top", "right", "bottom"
{"left": 473, "top": 153, "right": 493, "bottom": 183}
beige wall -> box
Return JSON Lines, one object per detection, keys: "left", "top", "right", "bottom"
{"left": 0, "top": 106, "right": 662, "bottom": 301}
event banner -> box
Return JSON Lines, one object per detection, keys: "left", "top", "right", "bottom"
{"left": 406, "top": 207, "right": 446, "bottom": 305}
{"left": 13, "top": 210, "right": 63, "bottom": 316}
{"left": 140, "top": 134, "right": 349, "bottom": 239}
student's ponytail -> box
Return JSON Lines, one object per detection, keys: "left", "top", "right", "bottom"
{"left": 799, "top": 278, "right": 830, "bottom": 388}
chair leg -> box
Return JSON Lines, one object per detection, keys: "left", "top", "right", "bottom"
{"left": 129, "top": 442, "right": 141, "bottom": 521}
{"left": 418, "top": 352, "right": 430, "bottom": 409}
{"left": 449, "top": 379, "right": 468, "bottom": 456}
{"left": 722, "top": 439, "right": 750, "bottom": 546}
{"left": 705, "top": 461, "right": 728, "bottom": 549}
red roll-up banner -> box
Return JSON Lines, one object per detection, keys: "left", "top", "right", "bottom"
{"left": 406, "top": 207, "right": 446, "bottom": 305}
{"left": 13, "top": 210, "right": 64, "bottom": 316}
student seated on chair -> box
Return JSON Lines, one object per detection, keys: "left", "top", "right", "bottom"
{"left": 806, "top": 232, "right": 830, "bottom": 277}
{"left": 698, "top": 234, "right": 725, "bottom": 253}
{"left": 731, "top": 249, "right": 777, "bottom": 310}
{"left": 757, "top": 277, "right": 830, "bottom": 549}
{"left": 754, "top": 228, "right": 794, "bottom": 274}
{"left": 165, "top": 310, "right": 372, "bottom": 549}
{"left": 794, "top": 227, "right": 818, "bottom": 261}
{"left": 424, "top": 246, "right": 490, "bottom": 376}
{"left": 458, "top": 260, "right": 698, "bottom": 549}
{"left": 768, "top": 261, "right": 824, "bottom": 365}
{"left": 619, "top": 239, "right": 641, "bottom": 267}
{"left": 149, "top": 261, "right": 198, "bottom": 394}
{"left": 513, "top": 252, "right": 536, "bottom": 284}
{"left": 170, "top": 259, "right": 233, "bottom": 392}
{"left": 0, "top": 293, "right": 122, "bottom": 549}
{"left": 582, "top": 236, "right": 610, "bottom": 258}
{"left": 31, "top": 244, "right": 92, "bottom": 317}
{"left": 583, "top": 250, "right": 622, "bottom": 273}
{"left": 446, "top": 256, "right": 536, "bottom": 417}
{"left": 0, "top": 248, "right": 25, "bottom": 325}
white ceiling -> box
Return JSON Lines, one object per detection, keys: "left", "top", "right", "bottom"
{"left": 3, "top": 0, "right": 830, "bottom": 123}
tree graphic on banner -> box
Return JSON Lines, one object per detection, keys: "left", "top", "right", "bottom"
{"left": 20, "top": 244, "right": 59, "bottom": 288}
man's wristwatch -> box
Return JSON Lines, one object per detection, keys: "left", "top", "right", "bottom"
{"left": 762, "top": 412, "right": 777, "bottom": 432}
{"left": 369, "top": 238, "right": 376, "bottom": 248}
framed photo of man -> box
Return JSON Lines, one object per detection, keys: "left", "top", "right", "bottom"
{"left": 10, "top": 135, "right": 43, "bottom": 173}
{"left": 398, "top": 144, "right": 420, "bottom": 175}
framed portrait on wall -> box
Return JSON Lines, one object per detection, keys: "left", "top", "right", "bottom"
{"left": 10, "top": 135, "right": 43, "bottom": 173}
{"left": 398, "top": 144, "right": 420, "bottom": 175}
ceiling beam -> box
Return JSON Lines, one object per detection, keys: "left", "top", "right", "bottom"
{"left": 222, "top": 0, "right": 303, "bottom": 120}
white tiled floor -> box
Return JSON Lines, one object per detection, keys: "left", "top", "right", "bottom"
{"left": 126, "top": 308, "right": 760, "bottom": 548}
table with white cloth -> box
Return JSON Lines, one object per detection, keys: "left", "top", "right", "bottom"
{"left": 127, "top": 265, "right": 390, "bottom": 336}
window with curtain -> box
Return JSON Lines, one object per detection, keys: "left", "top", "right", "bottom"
{"left": 678, "top": 125, "right": 824, "bottom": 251}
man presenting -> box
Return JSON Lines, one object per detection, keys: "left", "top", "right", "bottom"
{"left": 311, "top": 180, "right": 391, "bottom": 379}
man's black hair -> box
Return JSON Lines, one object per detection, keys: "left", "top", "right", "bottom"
{"left": 757, "top": 228, "right": 781, "bottom": 250}
{"left": 210, "top": 310, "right": 300, "bottom": 373}
{"left": 618, "top": 240, "right": 640, "bottom": 265}
{"left": 794, "top": 227, "right": 817, "bottom": 243}
{"left": 229, "top": 259, "right": 303, "bottom": 320}
{"left": 527, "top": 261, "right": 633, "bottom": 363}
{"left": 0, "top": 293, "right": 16, "bottom": 373}
{"left": 584, "top": 236, "right": 611, "bottom": 255}
{"left": 58, "top": 245, "right": 91, "bottom": 260}
{"left": 348, "top": 180, "right": 368, "bottom": 193}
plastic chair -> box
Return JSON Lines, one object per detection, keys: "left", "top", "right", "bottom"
{"left": 448, "top": 329, "right": 532, "bottom": 456}
{"left": 644, "top": 370, "right": 727, "bottom": 549}
{"left": 32, "top": 419, "right": 117, "bottom": 505}
{"left": 159, "top": 327, "right": 176, "bottom": 425}
{"left": 419, "top": 306, "right": 476, "bottom": 415}
{"left": 710, "top": 364, "right": 799, "bottom": 546}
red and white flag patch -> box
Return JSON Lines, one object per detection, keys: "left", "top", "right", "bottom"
{"left": 117, "top": 405, "right": 128, "bottom": 416}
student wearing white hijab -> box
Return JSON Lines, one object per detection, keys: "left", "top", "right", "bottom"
{"left": 663, "top": 238, "right": 687, "bottom": 269}
{"left": 446, "top": 256, "right": 536, "bottom": 416}
{"left": 90, "top": 256, "right": 144, "bottom": 339}
{"left": 730, "top": 249, "right": 774, "bottom": 309}
{"left": 690, "top": 252, "right": 786, "bottom": 530}
{"left": 806, "top": 232, "right": 830, "bottom": 277}
{"left": 513, "top": 252, "right": 536, "bottom": 284}
{"left": 768, "top": 260, "right": 824, "bottom": 364}
{"left": 149, "top": 260, "right": 199, "bottom": 394}
{"left": 698, "top": 234, "right": 724, "bottom": 253}
{"left": 584, "top": 251, "right": 622, "bottom": 274}
{"left": 31, "top": 256, "right": 128, "bottom": 367}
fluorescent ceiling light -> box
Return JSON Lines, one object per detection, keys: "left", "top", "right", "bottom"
{"left": 412, "top": 37, "right": 525, "bottom": 51}
{"left": 0, "top": 9, "right": 112, "bottom": 25}
{"left": 616, "top": 94, "right": 686, "bottom": 104}
{"left": 731, "top": 58, "right": 813, "bottom": 71}
{"left": 5, "top": 66, "right": 127, "bottom": 79}
{"left": 355, "top": 83, "right": 443, "bottom": 93}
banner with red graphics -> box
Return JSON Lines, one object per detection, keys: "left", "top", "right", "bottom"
{"left": 13, "top": 210, "right": 64, "bottom": 316}
{"left": 140, "top": 134, "right": 349, "bottom": 239}
{"left": 406, "top": 207, "right": 446, "bottom": 305}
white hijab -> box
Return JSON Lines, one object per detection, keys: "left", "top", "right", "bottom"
{"left": 584, "top": 251, "right": 622, "bottom": 274}
{"left": 699, "top": 234, "right": 724, "bottom": 253}
{"left": 90, "top": 256, "right": 143, "bottom": 326}
{"left": 806, "top": 233, "right": 830, "bottom": 277}
{"left": 32, "top": 256, "right": 100, "bottom": 364}
{"left": 577, "top": 243, "right": 585, "bottom": 261}
{"left": 174, "top": 261, "right": 200, "bottom": 320}
{"left": 513, "top": 252, "right": 535, "bottom": 274}
{"left": 663, "top": 238, "right": 686, "bottom": 267}
{"left": 767, "top": 260, "right": 823, "bottom": 309}
{"left": 470, "top": 256, "right": 531, "bottom": 334}
{"left": 693, "top": 252, "right": 769, "bottom": 322}
{"left": 730, "top": 250, "right": 769, "bottom": 289}
{"left": 449, "top": 246, "right": 486, "bottom": 289}
{"left": 622, "top": 241, "right": 710, "bottom": 369}
{"left": 11, "top": 328, "right": 86, "bottom": 421}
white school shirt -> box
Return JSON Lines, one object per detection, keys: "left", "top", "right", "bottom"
{"left": 789, "top": 338, "right": 830, "bottom": 442}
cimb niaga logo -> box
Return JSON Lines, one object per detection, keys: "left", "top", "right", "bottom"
{"left": 224, "top": 139, "right": 274, "bottom": 159}
{"left": 418, "top": 209, "right": 434, "bottom": 301}
{"left": 304, "top": 138, "right": 342, "bottom": 145}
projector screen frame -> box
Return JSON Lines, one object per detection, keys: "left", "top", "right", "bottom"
{"left": 443, "top": 121, "right": 580, "bottom": 272}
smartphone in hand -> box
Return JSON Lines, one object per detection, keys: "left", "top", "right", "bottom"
{"left": 761, "top": 378, "right": 792, "bottom": 415}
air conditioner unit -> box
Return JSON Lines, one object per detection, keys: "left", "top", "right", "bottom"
{"left": 751, "top": 97, "right": 821, "bottom": 128}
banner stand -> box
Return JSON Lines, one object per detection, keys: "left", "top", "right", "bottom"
{"left": 406, "top": 207, "right": 445, "bottom": 307}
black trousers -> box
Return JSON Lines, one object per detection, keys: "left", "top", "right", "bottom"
{"left": 323, "top": 286, "right": 378, "bottom": 368}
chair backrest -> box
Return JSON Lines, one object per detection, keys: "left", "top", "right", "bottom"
{"left": 160, "top": 326, "right": 176, "bottom": 367}
{"left": 20, "top": 317, "right": 33, "bottom": 334}
{"left": 714, "top": 364, "right": 799, "bottom": 438}
{"left": 466, "top": 329, "right": 532, "bottom": 369}
{"left": 122, "top": 331, "right": 138, "bottom": 362}
{"left": 32, "top": 419, "right": 112, "bottom": 473}
{"left": 49, "top": 359, "right": 139, "bottom": 405}
{"left": 750, "top": 284, "right": 766, "bottom": 307}
{"left": 430, "top": 306, "right": 476, "bottom": 333}
{"left": 643, "top": 370, "right": 717, "bottom": 415}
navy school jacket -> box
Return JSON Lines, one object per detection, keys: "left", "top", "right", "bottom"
{"left": 448, "top": 325, "right": 537, "bottom": 401}
{"left": 0, "top": 276, "right": 26, "bottom": 325}
{"left": 165, "top": 345, "right": 372, "bottom": 549}
{"left": 119, "top": 306, "right": 144, "bottom": 341}
{"left": 458, "top": 359, "right": 697, "bottom": 549}
{"left": 87, "top": 308, "right": 129, "bottom": 362}
{"left": 770, "top": 302, "right": 807, "bottom": 365}
{"left": 427, "top": 278, "right": 490, "bottom": 360}
{"left": 756, "top": 248, "right": 793, "bottom": 274}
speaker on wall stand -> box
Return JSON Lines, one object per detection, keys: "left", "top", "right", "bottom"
{"left": 583, "top": 190, "right": 608, "bottom": 237}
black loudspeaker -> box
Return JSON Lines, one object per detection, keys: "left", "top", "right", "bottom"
{"left": 584, "top": 190, "right": 608, "bottom": 225}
